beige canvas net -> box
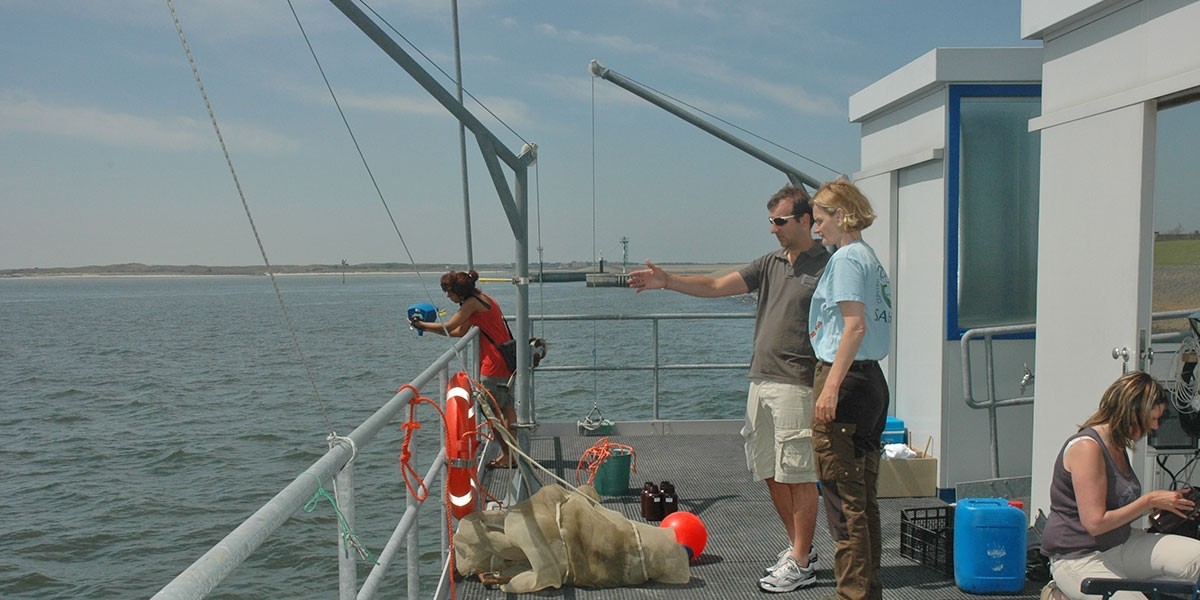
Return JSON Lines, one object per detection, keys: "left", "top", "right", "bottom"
{"left": 454, "top": 483, "right": 691, "bottom": 593}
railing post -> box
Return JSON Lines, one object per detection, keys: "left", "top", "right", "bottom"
{"left": 983, "top": 333, "right": 1001, "bottom": 478}
{"left": 652, "top": 318, "right": 661, "bottom": 420}
{"left": 406, "top": 458, "right": 419, "bottom": 599}
{"left": 528, "top": 368, "right": 537, "bottom": 424}
{"left": 335, "top": 463, "right": 356, "bottom": 600}
{"left": 438, "top": 367, "right": 449, "bottom": 574}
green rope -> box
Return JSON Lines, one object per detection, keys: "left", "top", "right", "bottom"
{"left": 301, "top": 472, "right": 378, "bottom": 565}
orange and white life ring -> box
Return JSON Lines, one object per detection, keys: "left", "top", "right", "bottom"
{"left": 445, "top": 371, "right": 479, "bottom": 520}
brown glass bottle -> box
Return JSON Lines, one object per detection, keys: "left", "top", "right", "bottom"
{"left": 659, "top": 481, "right": 678, "bottom": 517}
{"left": 640, "top": 482, "right": 663, "bottom": 521}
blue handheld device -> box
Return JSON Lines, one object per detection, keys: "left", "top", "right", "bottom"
{"left": 406, "top": 302, "right": 438, "bottom": 336}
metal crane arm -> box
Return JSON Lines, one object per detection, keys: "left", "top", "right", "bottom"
{"left": 588, "top": 60, "right": 822, "bottom": 191}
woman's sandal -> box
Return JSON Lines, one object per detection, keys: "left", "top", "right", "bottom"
{"left": 1040, "top": 581, "right": 1067, "bottom": 600}
{"left": 487, "top": 457, "right": 516, "bottom": 469}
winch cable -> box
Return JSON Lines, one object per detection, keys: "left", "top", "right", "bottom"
{"left": 356, "top": 0, "right": 550, "bottom": 336}
{"left": 167, "top": 0, "right": 334, "bottom": 436}
{"left": 294, "top": 0, "right": 541, "bottom": 346}
{"left": 285, "top": 0, "right": 461, "bottom": 352}
{"left": 588, "top": 75, "right": 601, "bottom": 408}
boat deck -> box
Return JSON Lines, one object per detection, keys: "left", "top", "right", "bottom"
{"left": 456, "top": 422, "right": 1044, "bottom": 599}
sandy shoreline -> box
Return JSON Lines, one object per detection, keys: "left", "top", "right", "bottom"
{"left": 0, "top": 264, "right": 743, "bottom": 281}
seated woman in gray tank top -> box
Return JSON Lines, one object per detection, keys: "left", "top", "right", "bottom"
{"left": 1040, "top": 371, "right": 1200, "bottom": 600}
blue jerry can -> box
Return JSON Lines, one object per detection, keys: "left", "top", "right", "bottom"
{"left": 953, "top": 498, "right": 1027, "bottom": 594}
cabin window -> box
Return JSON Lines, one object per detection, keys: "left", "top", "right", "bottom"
{"left": 1152, "top": 92, "right": 1200, "bottom": 336}
{"left": 946, "top": 84, "right": 1042, "bottom": 339}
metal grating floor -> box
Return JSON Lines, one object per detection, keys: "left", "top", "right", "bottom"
{"left": 456, "top": 427, "right": 1044, "bottom": 599}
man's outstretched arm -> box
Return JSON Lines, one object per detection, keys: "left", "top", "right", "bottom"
{"left": 627, "top": 260, "right": 748, "bottom": 298}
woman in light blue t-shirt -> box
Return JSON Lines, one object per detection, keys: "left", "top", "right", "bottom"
{"left": 809, "top": 177, "right": 893, "bottom": 600}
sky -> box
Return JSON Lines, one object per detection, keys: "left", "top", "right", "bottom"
{"left": 0, "top": 1, "right": 1038, "bottom": 270}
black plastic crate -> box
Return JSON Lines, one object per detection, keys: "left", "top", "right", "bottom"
{"left": 900, "top": 505, "right": 954, "bottom": 577}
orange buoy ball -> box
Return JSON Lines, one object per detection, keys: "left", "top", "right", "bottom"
{"left": 660, "top": 510, "right": 707, "bottom": 560}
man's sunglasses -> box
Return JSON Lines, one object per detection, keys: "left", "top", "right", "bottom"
{"left": 768, "top": 215, "right": 803, "bottom": 227}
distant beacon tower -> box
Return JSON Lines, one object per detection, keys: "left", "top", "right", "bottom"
{"left": 619, "top": 236, "right": 629, "bottom": 273}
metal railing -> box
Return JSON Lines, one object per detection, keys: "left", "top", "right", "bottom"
{"left": 151, "top": 312, "right": 755, "bottom": 599}
{"left": 517, "top": 313, "right": 754, "bottom": 421}
{"left": 151, "top": 330, "right": 482, "bottom": 600}
{"left": 961, "top": 308, "right": 1200, "bottom": 478}
{"left": 960, "top": 322, "right": 1037, "bottom": 479}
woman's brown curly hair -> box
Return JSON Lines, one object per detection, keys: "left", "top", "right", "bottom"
{"left": 440, "top": 270, "right": 481, "bottom": 303}
{"left": 1079, "top": 371, "right": 1167, "bottom": 451}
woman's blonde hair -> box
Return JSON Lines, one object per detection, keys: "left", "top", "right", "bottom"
{"left": 1079, "top": 371, "right": 1167, "bottom": 451}
{"left": 812, "top": 176, "right": 876, "bottom": 232}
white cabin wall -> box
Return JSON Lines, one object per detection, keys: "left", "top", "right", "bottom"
{"left": 1024, "top": 0, "right": 1200, "bottom": 518}
{"left": 1039, "top": 0, "right": 1200, "bottom": 115}
{"left": 1021, "top": 0, "right": 1131, "bottom": 40}
{"left": 891, "top": 162, "right": 948, "bottom": 471}
{"left": 858, "top": 92, "right": 946, "bottom": 174}
{"left": 1029, "top": 104, "right": 1150, "bottom": 514}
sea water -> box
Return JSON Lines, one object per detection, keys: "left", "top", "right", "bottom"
{"left": 0, "top": 274, "right": 753, "bottom": 599}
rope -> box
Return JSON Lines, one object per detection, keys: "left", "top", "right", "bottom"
{"left": 466, "top": 376, "right": 605, "bottom": 505}
{"left": 396, "top": 384, "right": 446, "bottom": 502}
{"left": 629, "top": 519, "right": 650, "bottom": 582}
{"left": 575, "top": 437, "right": 637, "bottom": 487}
{"left": 299, "top": 472, "right": 378, "bottom": 564}
{"left": 394, "top": 382, "right": 463, "bottom": 599}
{"left": 166, "top": 0, "right": 333, "bottom": 435}
{"left": 467, "top": 378, "right": 514, "bottom": 508}
{"left": 327, "top": 432, "right": 358, "bottom": 464}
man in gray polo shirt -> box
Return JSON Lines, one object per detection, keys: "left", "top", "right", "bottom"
{"left": 627, "top": 184, "right": 828, "bottom": 593}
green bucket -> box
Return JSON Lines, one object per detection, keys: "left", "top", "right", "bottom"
{"left": 593, "top": 449, "right": 632, "bottom": 496}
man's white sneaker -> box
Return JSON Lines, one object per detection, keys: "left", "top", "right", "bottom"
{"left": 758, "top": 556, "right": 817, "bottom": 593}
{"left": 762, "top": 546, "right": 818, "bottom": 577}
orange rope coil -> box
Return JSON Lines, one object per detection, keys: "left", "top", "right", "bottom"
{"left": 575, "top": 437, "right": 637, "bottom": 486}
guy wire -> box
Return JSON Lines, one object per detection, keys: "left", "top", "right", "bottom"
{"left": 285, "top": 0, "right": 449, "bottom": 319}
{"left": 286, "top": 0, "right": 482, "bottom": 368}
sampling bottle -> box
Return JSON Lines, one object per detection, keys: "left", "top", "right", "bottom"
{"left": 659, "top": 481, "right": 678, "bottom": 517}
{"left": 640, "top": 482, "right": 662, "bottom": 521}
